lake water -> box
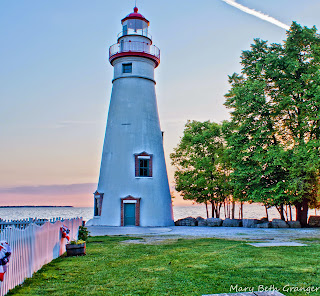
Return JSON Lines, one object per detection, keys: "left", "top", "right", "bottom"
{"left": 0, "top": 203, "right": 311, "bottom": 222}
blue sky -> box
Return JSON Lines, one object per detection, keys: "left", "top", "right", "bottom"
{"left": 1, "top": 0, "right": 319, "bottom": 206}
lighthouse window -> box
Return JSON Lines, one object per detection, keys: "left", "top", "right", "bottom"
{"left": 123, "top": 24, "right": 128, "bottom": 36}
{"left": 93, "top": 192, "right": 104, "bottom": 216}
{"left": 135, "top": 153, "right": 153, "bottom": 177}
{"left": 122, "top": 63, "right": 132, "bottom": 73}
{"left": 139, "top": 159, "right": 149, "bottom": 177}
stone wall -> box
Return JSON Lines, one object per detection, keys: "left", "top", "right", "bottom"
{"left": 174, "top": 217, "right": 306, "bottom": 228}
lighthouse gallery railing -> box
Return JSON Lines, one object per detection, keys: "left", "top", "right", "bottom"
{"left": 109, "top": 41, "right": 160, "bottom": 60}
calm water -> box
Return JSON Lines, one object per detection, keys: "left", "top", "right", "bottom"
{"left": 0, "top": 203, "right": 310, "bottom": 222}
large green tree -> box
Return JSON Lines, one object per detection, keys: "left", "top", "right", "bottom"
{"left": 223, "top": 22, "right": 320, "bottom": 226}
{"left": 170, "top": 120, "right": 232, "bottom": 218}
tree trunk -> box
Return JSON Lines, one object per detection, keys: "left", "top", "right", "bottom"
{"left": 284, "top": 205, "right": 288, "bottom": 221}
{"left": 205, "top": 202, "right": 209, "bottom": 219}
{"left": 215, "top": 203, "right": 221, "bottom": 218}
{"left": 227, "top": 200, "right": 230, "bottom": 218}
{"left": 295, "top": 197, "right": 309, "bottom": 227}
{"left": 211, "top": 202, "right": 215, "bottom": 218}
{"left": 289, "top": 205, "right": 292, "bottom": 221}
{"left": 264, "top": 205, "right": 269, "bottom": 220}
{"left": 276, "top": 204, "right": 286, "bottom": 221}
{"left": 301, "top": 198, "right": 309, "bottom": 227}
{"left": 239, "top": 202, "right": 243, "bottom": 219}
{"left": 296, "top": 201, "right": 302, "bottom": 223}
{"left": 226, "top": 200, "right": 229, "bottom": 219}
{"left": 231, "top": 200, "right": 235, "bottom": 219}
{"left": 280, "top": 204, "right": 285, "bottom": 221}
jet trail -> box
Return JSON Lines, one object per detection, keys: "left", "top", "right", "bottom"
{"left": 222, "top": 0, "right": 290, "bottom": 30}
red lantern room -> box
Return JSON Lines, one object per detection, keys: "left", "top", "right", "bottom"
{"left": 109, "top": 7, "right": 160, "bottom": 67}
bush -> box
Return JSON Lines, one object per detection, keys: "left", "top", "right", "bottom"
{"left": 78, "top": 226, "right": 90, "bottom": 241}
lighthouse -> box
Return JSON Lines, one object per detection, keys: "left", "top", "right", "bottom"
{"left": 89, "top": 7, "right": 174, "bottom": 226}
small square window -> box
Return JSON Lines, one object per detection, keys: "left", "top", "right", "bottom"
{"left": 122, "top": 63, "right": 132, "bottom": 73}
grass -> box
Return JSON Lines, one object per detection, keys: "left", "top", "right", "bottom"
{"left": 297, "top": 237, "right": 320, "bottom": 243}
{"left": 8, "top": 236, "right": 320, "bottom": 296}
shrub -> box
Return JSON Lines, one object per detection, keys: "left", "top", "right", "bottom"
{"left": 78, "top": 226, "right": 90, "bottom": 241}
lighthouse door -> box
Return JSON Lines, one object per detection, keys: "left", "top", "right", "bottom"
{"left": 124, "top": 203, "right": 136, "bottom": 226}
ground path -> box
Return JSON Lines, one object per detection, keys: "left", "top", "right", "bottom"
{"left": 86, "top": 226, "right": 320, "bottom": 246}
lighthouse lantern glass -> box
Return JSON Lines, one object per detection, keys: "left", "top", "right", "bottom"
{"left": 122, "top": 19, "right": 148, "bottom": 37}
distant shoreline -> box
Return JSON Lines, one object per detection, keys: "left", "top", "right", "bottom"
{"left": 0, "top": 206, "right": 73, "bottom": 208}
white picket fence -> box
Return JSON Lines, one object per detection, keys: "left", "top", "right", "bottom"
{"left": 0, "top": 217, "right": 65, "bottom": 230}
{"left": 0, "top": 218, "right": 82, "bottom": 296}
{"left": 0, "top": 217, "right": 72, "bottom": 231}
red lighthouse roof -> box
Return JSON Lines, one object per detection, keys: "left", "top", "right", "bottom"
{"left": 121, "top": 7, "right": 149, "bottom": 25}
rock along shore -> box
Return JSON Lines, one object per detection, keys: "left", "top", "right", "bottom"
{"left": 174, "top": 216, "right": 320, "bottom": 228}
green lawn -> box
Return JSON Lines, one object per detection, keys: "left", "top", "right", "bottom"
{"left": 8, "top": 236, "right": 320, "bottom": 296}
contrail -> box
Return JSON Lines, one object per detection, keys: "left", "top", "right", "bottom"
{"left": 222, "top": 0, "right": 290, "bottom": 30}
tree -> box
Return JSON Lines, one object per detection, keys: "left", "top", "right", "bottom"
{"left": 170, "top": 120, "right": 232, "bottom": 218}
{"left": 224, "top": 22, "right": 320, "bottom": 226}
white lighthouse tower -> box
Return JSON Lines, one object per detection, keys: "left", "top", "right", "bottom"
{"left": 90, "top": 7, "right": 174, "bottom": 226}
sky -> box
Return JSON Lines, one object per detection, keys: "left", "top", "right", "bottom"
{"left": 1, "top": 0, "right": 320, "bottom": 207}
